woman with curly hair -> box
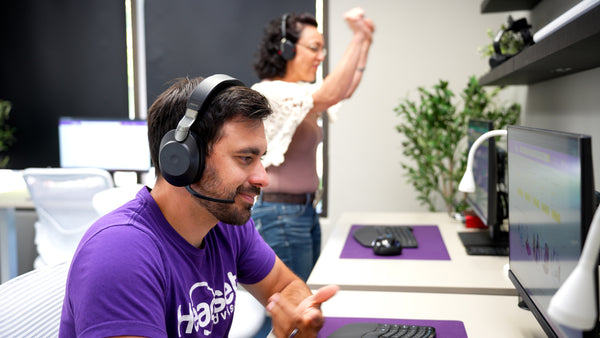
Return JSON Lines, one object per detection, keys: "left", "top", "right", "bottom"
{"left": 251, "top": 7, "right": 374, "bottom": 281}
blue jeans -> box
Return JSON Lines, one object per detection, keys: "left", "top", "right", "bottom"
{"left": 252, "top": 193, "right": 321, "bottom": 282}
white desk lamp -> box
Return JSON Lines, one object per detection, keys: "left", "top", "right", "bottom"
{"left": 548, "top": 205, "right": 600, "bottom": 330}
{"left": 458, "top": 128, "right": 599, "bottom": 331}
{"left": 458, "top": 129, "right": 507, "bottom": 193}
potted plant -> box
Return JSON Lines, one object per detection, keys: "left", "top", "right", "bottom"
{"left": 479, "top": 16, "right": 534, "bottom": 68}
{"left": 393, "top": 76, "right": 520, "bottom": 215}
{"left": 0, "top": 99, "right": 16, "bottom": 168}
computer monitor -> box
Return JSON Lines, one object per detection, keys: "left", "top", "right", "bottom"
{"left": 58, "top": 117, "right": 151, "bottom": 172}
{"left": 507, "top": 125, "right": 599, "bottom": 337}
{"left": 459, "top": 119, "right": 508, "bottom": 255}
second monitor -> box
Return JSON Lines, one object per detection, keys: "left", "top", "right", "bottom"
{"left": 459, "top": 119, "right": 509, "bottom": 255}
{"left": 58, "top": 117, "right": 151, "bottom": 173}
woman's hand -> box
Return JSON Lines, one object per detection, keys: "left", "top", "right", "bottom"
{"left": 344, "top": 7, "right": 365, "bottom": 32}
{"left": 344, "top": 7, "right": 374, "bottom": 41}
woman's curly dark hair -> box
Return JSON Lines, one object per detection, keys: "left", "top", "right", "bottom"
{"left": 253, "top": 12, "right": 318, "bottom": 80}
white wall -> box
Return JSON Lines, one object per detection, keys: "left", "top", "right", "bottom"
{"left": 325, "top": 0, "right": 530, "bottom": 227}
{"left": 523, "top": 67, "right": 600, "bottom": 187}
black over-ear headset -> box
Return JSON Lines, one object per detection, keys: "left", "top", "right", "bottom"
{"left": 489, "top": 16, "right": 534, "bottom": 68}
{"left": 279, "top": 13, "right": 296, "bottom": 60}
{"left": 158, "top": 74, "right": 245, "bottom": 187}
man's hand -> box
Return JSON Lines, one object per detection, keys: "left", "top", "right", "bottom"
{"left": 267, "top": 284, "right": 339, "bottom": 338}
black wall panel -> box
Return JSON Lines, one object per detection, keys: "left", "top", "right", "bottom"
{"left": 0, "top": 1, "right": 315, "bottom": 169}
{"left": 145, "top": 0, "right": 315, "bottom": 105}
{"left": 0, "top": 1, "right": 128, "bottom": 169}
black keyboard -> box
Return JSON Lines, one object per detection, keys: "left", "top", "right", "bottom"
{"left": 465, "top": 245, "right": 509, "bottom": 256}
{"left": 328, "top": 322, "right": 436, "bottom": 338}
{"left": 353, "top": 225, "right": 418, "bottom": 248}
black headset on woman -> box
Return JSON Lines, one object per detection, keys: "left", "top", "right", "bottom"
{"left": 278, "top": 13, "right": 296, "bottom": 60}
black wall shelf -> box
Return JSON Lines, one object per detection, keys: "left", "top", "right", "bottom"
{"left": 480, "top": 0, "right": 541, "bottom": 13}
{"left": 479, "top": 3, "right": 600, "bottom": 86}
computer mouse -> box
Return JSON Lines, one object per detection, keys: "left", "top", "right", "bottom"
{"left": 372, "top": 234, "right": 403, "bottom": 256}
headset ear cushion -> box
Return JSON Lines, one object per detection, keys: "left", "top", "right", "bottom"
{"left": 280, "top": 40, "right": 296, "bottom": 60}
{"left": 489, "top": 53, "right": 508, "bottom": 68}
{"left": 159, "top": 129, "right": 204, "bottom": 186}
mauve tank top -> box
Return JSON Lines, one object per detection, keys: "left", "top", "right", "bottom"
{"left": 264, "top": 114, "right": 323, "bottom": 194}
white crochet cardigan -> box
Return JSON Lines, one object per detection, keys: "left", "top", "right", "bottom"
{"left": 251, "top": 80, "right": 339, "bottom": 168}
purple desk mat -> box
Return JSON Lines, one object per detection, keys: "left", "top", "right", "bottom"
{"left": 340, "top": 225, "right": 450, "bottom": 260}
{"left": 318, "top": 316, "right": 467, "bottom": 337}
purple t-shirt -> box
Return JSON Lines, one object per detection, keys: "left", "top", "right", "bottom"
{"left": 59, "top": 187, "right": 276, "bottom": 338}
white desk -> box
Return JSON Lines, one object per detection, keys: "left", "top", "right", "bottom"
{"left": 0, "top": 170, "right": 34, "bottom": 283}
{"left": 318, "top": 290, "right": 546, "bottom": 338}
{"left": 307, "top": 212, "right": 516, "bottom": 295}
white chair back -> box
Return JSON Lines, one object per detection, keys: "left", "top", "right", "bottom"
{"left": 22, "top": 168, "right": 114, "bottom": 268}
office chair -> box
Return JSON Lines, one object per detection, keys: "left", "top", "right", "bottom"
{"left": 22, "top": 168, "right": 114, "bottom": 269}
{"left": 0, "top": 261, "right": 265, "bottom": 337}
{"left": 0, "top": 261, "right": 69, "bottom": 336}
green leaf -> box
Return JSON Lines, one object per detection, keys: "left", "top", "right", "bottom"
{"left": 393, "top": 76, "right": 521, "bottom": 213}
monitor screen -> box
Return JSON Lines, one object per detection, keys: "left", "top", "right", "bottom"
{"left": 58, "top": 117, "right": 151, "bottom": 172}
{"left": 507, "top": 126, "right": 598, "bottom": 337}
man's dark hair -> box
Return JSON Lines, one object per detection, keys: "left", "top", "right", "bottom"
{"left": 147, "top": 76, "right": 272, "bottom": 176}
{"left": 253, "top": 12, "right": 318, "bottom": 79}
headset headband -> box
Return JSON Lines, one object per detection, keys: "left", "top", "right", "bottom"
{"left": 278, "top": 13, "right": 296, "bottom": 61}
{"left": 174, "top": 74, "right": 244, "bottom": 142}
{"left": 281, "top": 13, "right": 289, "bottom": 40}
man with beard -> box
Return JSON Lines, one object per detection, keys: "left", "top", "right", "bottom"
{"left": 59, "top": 75, "right": 338, "bottom": 338}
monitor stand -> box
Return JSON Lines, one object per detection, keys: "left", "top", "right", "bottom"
{"left": 458, "top": 230, "right": 509, "bottom": 256}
